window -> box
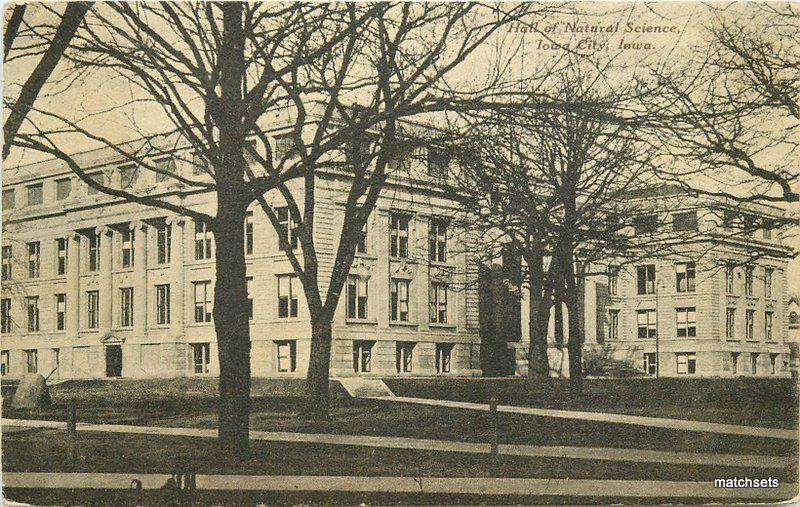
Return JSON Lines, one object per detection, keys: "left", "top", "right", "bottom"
{"left": 245, "top": 211, "right": 254, "bottom": 255}
{"left": 277, "top": 275, "right": 298, "bottom": 318}
{"left": 390, "top": 279, "right": 410, "bottom": 322}
{"left": 275, "top": 206, "right": 297, "bottom": 251}
{"left": 636, "top": 309, "right": 657, "bottom": 339}
{"left": 192, "top": 153, "right": 210, "bottom": 175}
{"left": 427, "top": 146, "right": 450, "bottom": 179}
{"left": 643, "top": 352, "right": 657, "bottom": 375}
{"left": 56, "top": 238, "right": 68, "bottom": 275}
{"left": 157, "top": 224, "right": 171, "bottom": 264}
{"left": 55, "top": 177, "right": 71, "bottom": 200}
{"left": 389, "top": 213, "right": 410, "bottom": 258}
{"left": 750, "top": 352, "right": 758, "bottom": 374}
{"left": 396, "top": 342, "right": 415, "bottom": 373}
{"left": 672, "top": 211, "right": 698, "bottom": 232}
{"left": 353, "top": 340, "right": 374, "bottom": 373}
{"left": 731, "top": 352, "right": 739, "bottom": 374}
{"left": 675, "top": 307, "right": 696, "bottom": 337}
{"left": 191, "top": 343, "right": 210, "bottom": 374}
{"left": 725, "top": 263, "right": 735, "bottom": 294}
{"left": 121, "top": 229, "right": 135, "bottom": 268}
{"left": 429, "top": 218, "right": 447, "bottom": 262}
{"left": 726, "top": 308, "right": 736, "bottom": 339}
{"left": 156, "top": 284, "right": 170, "bottom": 325}
{"left": 2, "top": 189, "right": 15, "bottom": 209}
{"left": 88, "top": 233, "right": 100, "bottom": 271}
{"left": 55, "top": 294, "right": 66, "bottom": 331}
{"left": 770, "top": 354, "right": 779, "bottom": 375}
{"left": 119, "top": 165, "right": 139, "bottom": 189}
{"left": 26, "top": 296, "right": 39, "bottom": 332}
{"left": 429, "top": 282, "right": 448, "bottom": 324}
{"left": 764, "top": 267, "right": 773, "bottom": 298}
{"left": 275, "top": 340, "right": 297, "bottom": 373}
{"left": 193, "top": 281, "right": 212, "bottom": 323}
{"left": 26, "top": 183, "right": 43, "bottom": 206}
{"left": 273, "top": 133, "right": 298, "bottom": 162}
{"left": 25, "top": 349, "right": 38, "bottom": 374}
{"left": 676, "top": 352, "right": 696, "bottom": 375}
{"left": 119, "top": 288, "right": 134, "bottom": 327}
{"left": 86, "top": 290, "right": 99, "bottom": 329}
{"left": 1, "top": 299, "right": 11, "bottom": 333}
{"left": 246, "top": 277, "right": 253, "bottom": 320}
{"left": 633, "top": 214, "right": 658, "bottom": 235}
{"left": 356, "top": 223, "right": 367, "bottom": 254}
{"left": 1, "top": 350, "right": 8, "bottom": 375}
{"left": 675, "top": 262, "right": 695, "bottom": 292}
{"left": 790, "top": 311, "right": 799, "bottom": 325}
{"left": 194, "top": 221, "right": 212, "bottom": 260}
{"left": 745, "top": 309, "right": 755, "bottom": 341}
{"left": 607, "top": 265, "right": 619, "bottom": 295}
{"left": 86, "top": 172, "right": 104, "bottom": 194}
{"left": 346, "top": 275, "right": 368, "bottom": 319}
{"left": 744, "top": 266, "right": 754, "bottom": 296}
{"left": 435, "top": 343, "right": 453, "bottom": 373}
{"left": 636, "top": 265, "right": 656, "bottom": 294}
{"left": 154, "top": 156, "right": 174, "bottom": 183}
{"left": 608, "top": 309, "right": 620, "bottom": 340}
{"left": 765, "top": 311, "right": 774, "bottom": 341}
{"left": 2, "top": 245, "right": 11, "bottom": 280}
{"left": 762, "top": 219, "right": 774, "bottom": 240}
{"left": 27, "top": 242, "right": 40, "bottom": 278}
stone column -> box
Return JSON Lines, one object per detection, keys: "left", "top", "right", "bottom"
{"left": 131, "top": 221, "right": 148, "bottom": 337}
{"left": 167, "top": 216, "right": 185, "bottom": 336}
{"left": 66, "top": 232, "right": 81, "bottom": 338}
{"left": 97, "top": 225, "right": 113, "bottom": 334}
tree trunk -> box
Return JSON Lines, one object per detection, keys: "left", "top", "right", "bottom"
{"left": 563, "top": 251, "right": 584, "bottom": 396}
{"left": 303, "top": 315, "right": 334, "bottom": 422}
{"left": 526, "top": 243, "right": 549, "bottom": 379}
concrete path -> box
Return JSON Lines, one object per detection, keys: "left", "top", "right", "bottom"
{"left": 2, "top": 472, "right": 796, "bottom": 500}
{"left": 373, "top": 396, "right": 798, "bottom": 440}
{"left": 3, "top": 418, "right": 791, "bottom": 469}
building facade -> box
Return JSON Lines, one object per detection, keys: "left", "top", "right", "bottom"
{"left": 0, "top": 137, "right": 480, "bottom": 380}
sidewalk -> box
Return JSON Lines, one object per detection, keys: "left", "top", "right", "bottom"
{"left": 374, "top": 396, "right": 797, "bottom": 440}
{"left": 3, "top": 418, "right": 790, "bottom": 469}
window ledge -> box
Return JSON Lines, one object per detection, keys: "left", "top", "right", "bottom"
{"left": 345, "top": 318, "right": 377, "bottom": 325}
{"left": 354, "top": 253, "right": 378, "bottom": 261}
{"left": 430, "top": 323, "right": 456, "bottom": 330}
{"left": 389, "top": 321, "right": 418, "bottom": 327}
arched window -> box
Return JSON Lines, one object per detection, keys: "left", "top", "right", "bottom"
{"left": 790, "top": 311, "right": 799, "bottom": 325}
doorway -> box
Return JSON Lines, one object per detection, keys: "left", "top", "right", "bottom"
{"left": 105, "top": 345, "right": 122, "bottom": 377}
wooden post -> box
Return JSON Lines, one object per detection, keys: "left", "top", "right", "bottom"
{"left": 489, "top": 395, "right": 499, "bottom": 458}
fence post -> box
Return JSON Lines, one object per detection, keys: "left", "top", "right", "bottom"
{"left": 489, "top": 395, "right": 499, "bottom": 458}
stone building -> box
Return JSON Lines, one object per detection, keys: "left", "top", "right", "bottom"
{"left": 0, "top": 132, "right": 480, "bottom": 380}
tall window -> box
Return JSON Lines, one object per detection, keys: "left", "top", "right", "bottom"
{"left": 637, "top": 309, "right": 657, "bottom": 338}
{"left": 396, "top": 342, "right": 415, "bottom": 373}
{"left": 765, "top": 311, "right": 774, "bottom": 341}
{"left": 26, "top": 183, "right": 43, "bottom": 206}
{"left": 86, "top": 290, "right": 99, "bottom": 328}
{"left": 55, "top": 294, "right": 66, "bottom": 331}
{"left": 2, "top": 188, "right": 15, "bottom": 209}
{"left": 246, "top": 277, "right": 253, "bottom": 320}
{"left": 157, "top": 223, "right": 171, "bottom": 264}
{"left": 429, "top": 282, "right": 448, "bottom": 324}
{"left": 675, "top": 262, "right": 695, "bottom": 292}
{"left": 731, "top": 352, "right": 739, "bottom": 374}
{"left": 676, "top": 352, "right": 696, "bottom": 375}
{"left": 744, "top": 266, "right": 754, "bottom": 296}
{"left": 1, "top": 298, "right": 11, "bottom": 333}
{"left": 764, "top": 267, "right": 773, "bottom": 298}
{"left": 119, "top": 164, "right": 139, "bottom": 189}
{"left": 356, "top": 223, "right": 367, "bottom": 254}
{"left": 156, "top": 284, "right": 170, "bottom": 325}
{"left": 55, "top": 177, "right": 71, "bottom": 200}
{"left": 154, "top": 156, "right": 174, "bottom": 183}
{"left": 275, "top": 340, "right": 297, "bottom": 373}
{"left": 276, "top": 206, "right": 297, "bottom": 250}
{"left": 427, "top": 146, "right": 450, "bottom": 179}
{"left": 195, "top": 221, "right": 212, "bottom": 260}
{"left": 745, "top": 309, "right": 755, "bottom": 340}
{"left": 26, "top": 296, "right": 39, "bottom": 332}
{"left": 353, "top": 340, "right": 374, "bottom": 373}
{"left": 633, "top": 214, "right": 659, "bottom": 235}
{"left": 725, "top": 263, "right": 735, "bottom": 293}
{"left": 672, "top": 211, "right": 698, "bottom": 232}
{"left": 2, "top": 245, "right": 12, "bottom": 280}
{"left": 121, "top": 230, "right": 135, "bottom": 268}
{"left": 435, "top": 343, "right": 453, "bottom": 373}
{"left": 27, "top": 241, "right": 40, "bottom": 278}
{"left": 277, "top": 275, "right": 298, "bottom": 318}
{"left": 429, "top": 219, "right": 447, "bottom": 262}
{"left": 119, "top": 288, "right": 134, "bottom": 327}
{"left": 245, "top": 211, "right": 254, "bottom": 255}
{"left": 770, "top": 354, "right": 779, "bottom": 375}
{"left": 750, "top": 353, "right": 758, "bottom": 374}
{"left": 56, "top": 238, "right": 68, "bottom": 275}
{"left": 390, "top": 279, "right": 410, "bottom": 322}
{"left": 607, "top": 265, "right": 619, "bottom": 295}
{"left": 608, "top": 309, "right": 620, "bottom": 340}
{"left": 193, "top": 281, "right": 212, "bottom": 323}
{"left": 636, "top": 265, "right": 656, "bottom": 294}
{"left": 273, "top": 133, "right": 298, "bottom": 161}
{"left": 675, "top": 307, "right": 696, "bottom": 337}
{"left": 643, "top": 353, "right": 657, "bottom": 375}
{"left": 88, "top": 233, "right": 100, "bottom": 271}
{"left": 192, "top": 152, "right": 210, "bottom": 175}
{"left": 25, "top": 349, "right": 38, "bottom": 374}
{"left": 346, "top": 276, "right": 368, "bottom": 319}
{"left": 191, "top": 343, "right": 210, "bottom": 374}
{"left": 389, "top": 213, "right": 410, "bottom": 258}
{"left": 86, "top": 171, "right": 104, "bottom": 194}
{"left": 726, "top": 308, "right": 735, "bottom": 339}
{"left": 1, "top": 350, "right": 9, "bottom": 375}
